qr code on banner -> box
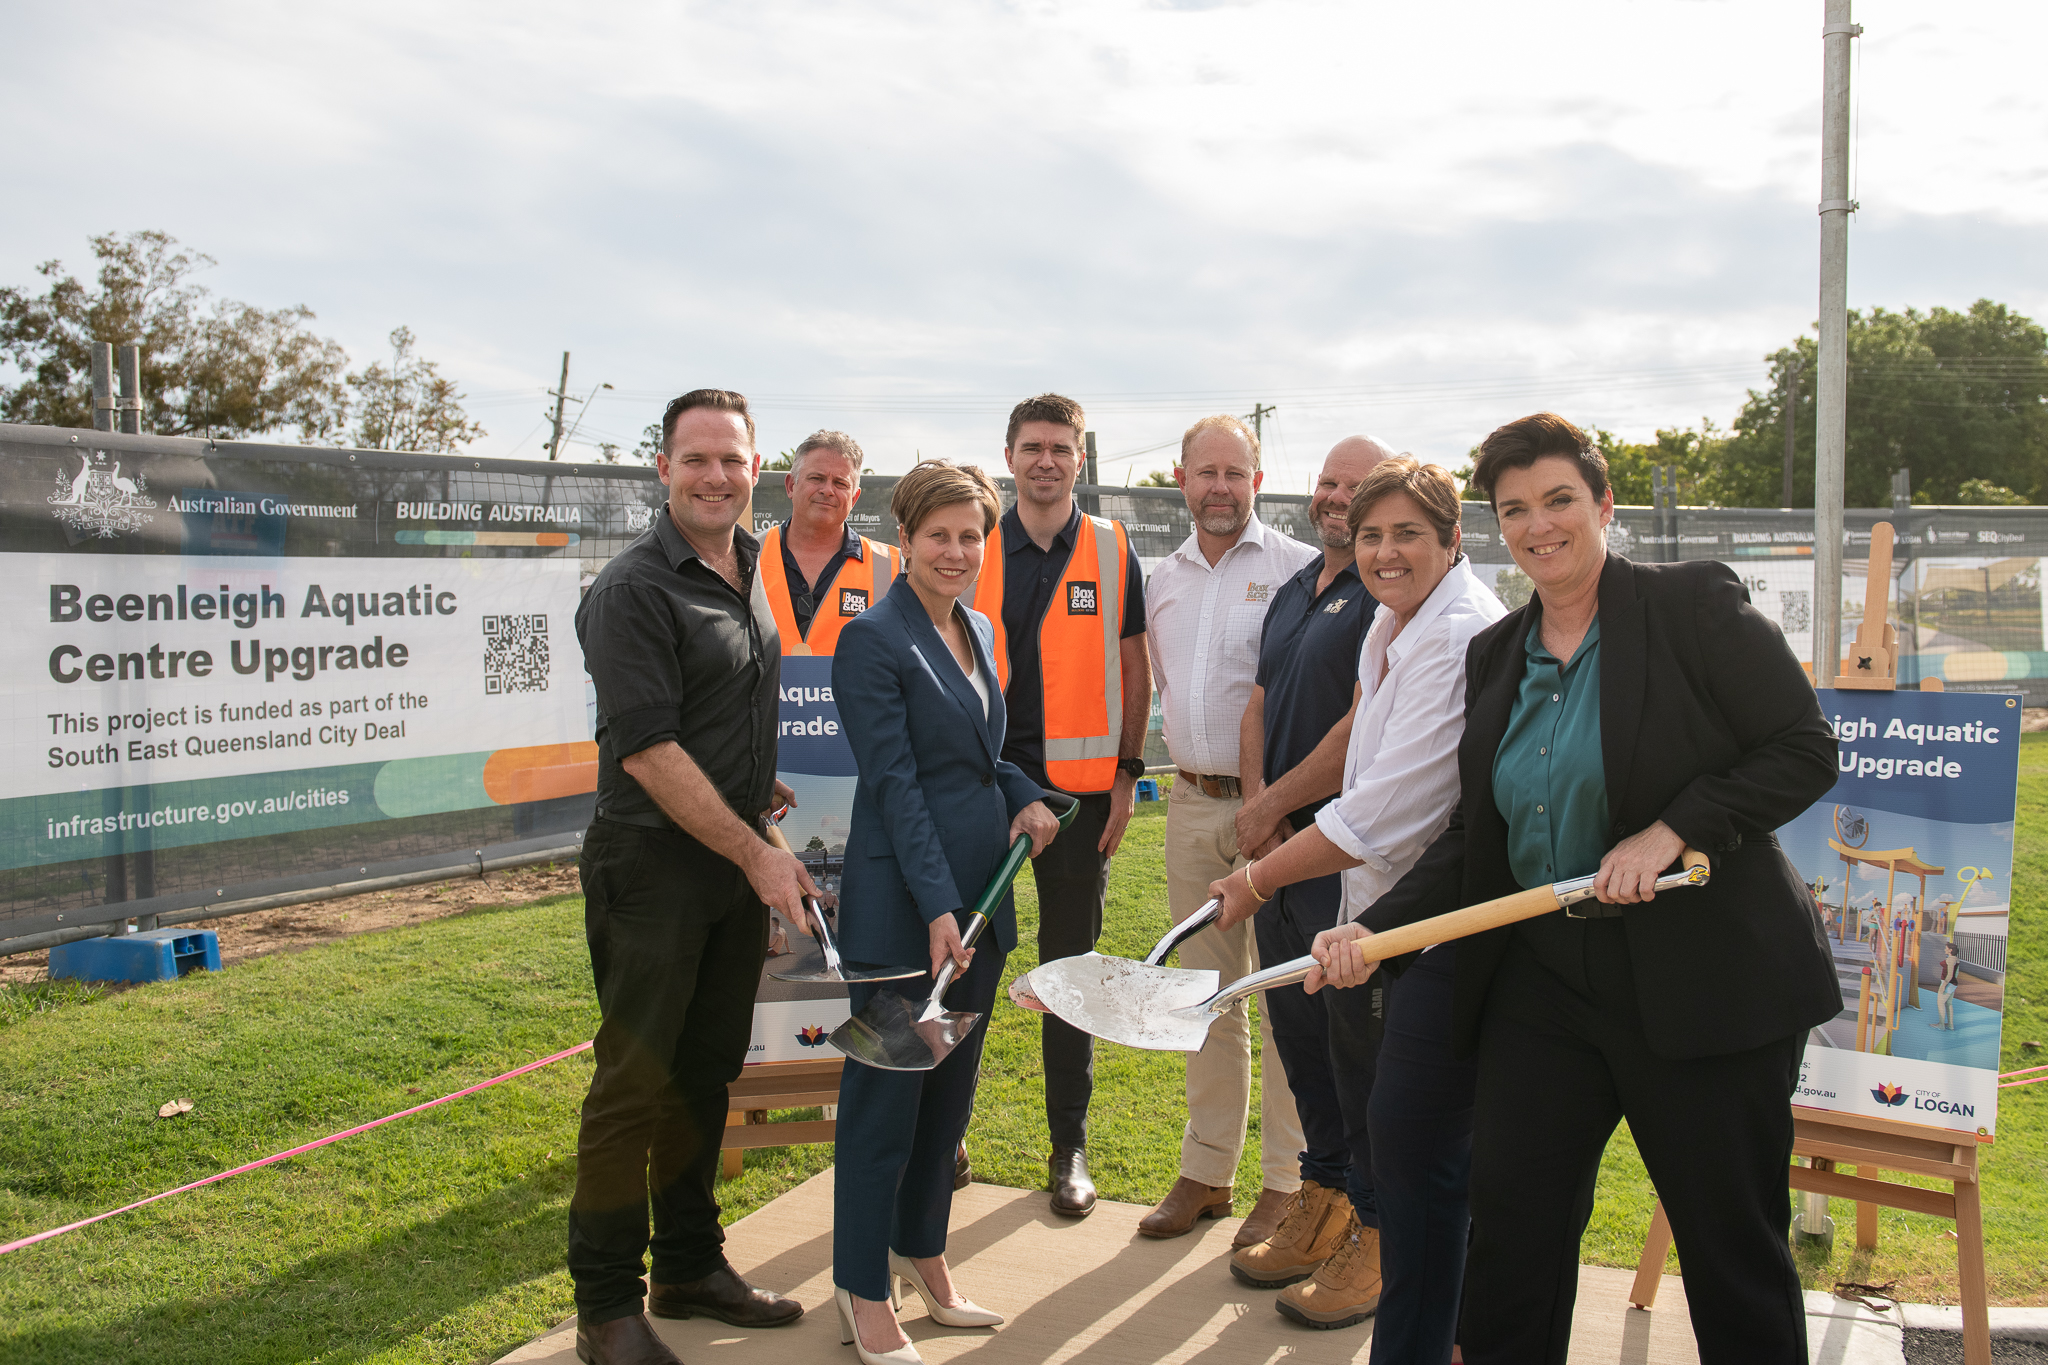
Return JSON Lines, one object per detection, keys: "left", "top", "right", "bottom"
{"left": 483, "top": 615, "right": 550, "bottom": 694}
{"left": 1781, "top": 590, "right": 1811, "bottom": 635}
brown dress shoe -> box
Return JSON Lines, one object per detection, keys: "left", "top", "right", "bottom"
{"left": 1138, "top": 1177, "right": 1233, "bottom": 1238}
{"left": 648, "top": 1263, "right": 802, "bottom": 1327}
{"left": 1229, "top": 1180, "right": 1347, "bottom": 1288}
{"left": 1047, "top": 1145, "right": 1096, "bottom": 1217}
{"left": 1276, "top": 1210, "right": 1381, "bottom": 1329}
{"left": 1232, "top": 1186, "right": 1297, "bottom": 1249}
{"left": 955, "top": 1140, "right": 972, "bottom": 1191}
{"left": 575, "top": 1313, "right": 683, "bottom": 1365}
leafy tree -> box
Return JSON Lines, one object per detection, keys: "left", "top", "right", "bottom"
{"left": 1956, "top": 479, "right": 2029, "bottom": 506}
{"left": 338, "top": 327, "right": 486, "bottom": 454}
{"left": 765, "top": 450, "right": 795, "bottom": 472}
{"left": 1494, "top": 567, "right": 1534, "bottom": 610}
{"left": 1137, "top": 469, "right": 1176, "bottom": 487}
{"left": 0, "top": 230, "right": 348, "bottom": 438}
{"left": 1598, "top": 424, "right": 1726, "bottom": 506}
{"left": 1706, "top": 300, "right": 2048, "bottom": 506}
{"left": 599, "top": 422, "right": 662, "bottom": 465}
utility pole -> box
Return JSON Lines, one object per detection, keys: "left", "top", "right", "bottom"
{"left": 1781, "top": 359, "right": 1801, "bottom": 508}
{"left": 1081, "top": 430, "right": 1100, "bottom": 516}
{"left": 117, "top": 344, "right": 143, "bottom": 435}
{"left": 1248, "top": 403, "right": 1275, "bottom": 446}
{"left": 1814, "top": 0, "right": 1861, "bottom": 685}
{"left": 545, "top": 351, "right": 572, "bottom": 461}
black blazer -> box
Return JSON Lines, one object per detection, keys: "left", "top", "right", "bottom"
{"left": 1359, "top": 554, "right": 1843, "bottom": 1061}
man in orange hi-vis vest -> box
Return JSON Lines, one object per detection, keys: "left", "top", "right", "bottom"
{"left": 973, "top": 393, "right": 1152, "bottom": 1219}
{"left": 757, "top": 430, "right": 899, "bottom": 657}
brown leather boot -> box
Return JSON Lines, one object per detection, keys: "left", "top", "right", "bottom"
{"left": 575, "top": 1313, "right": 683, "bottom": 1365}
{"left": 1232, "top": 1186, "right": 1297, "bottom": 1249}
{"left": 1276, "top": 1208, "right": 1381, "bottom": 1329}
{"left": 1228, "top": 1180, "right": 1347, "bottom": 1288}
{"left": 1137, "top": 1177, "right": 1233, "bottom": 1238}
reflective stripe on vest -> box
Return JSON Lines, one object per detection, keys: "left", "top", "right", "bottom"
{"left": 758, "top": 526, "right": 899, "bottom": 656}
{"left": 973, "top": 514, "right": 1126, "bottom": 794}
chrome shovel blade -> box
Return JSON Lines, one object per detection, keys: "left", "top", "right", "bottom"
{"left": 1028, "top": 952, "right": 1219, "bottom": 1052}
{"left": 829, "top": 993, "right": 984, "bottom": 1072}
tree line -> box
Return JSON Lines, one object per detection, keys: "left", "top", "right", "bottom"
{"left": 0, "top": 231, "right": 485, "bottom": 454}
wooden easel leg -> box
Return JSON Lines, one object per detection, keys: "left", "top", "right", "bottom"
{"left": 722, "top": 1110, "right": 744, "bottom": 1180}
{"left": 1854, "top": 1166, "right": 1879, "bottom": 1251}
{"left": 1630, "top": 1200, "right": 1673, "bottom": 1309}
{"left": 1955, "top": 1170, "right": 1992, "bottom": 1365}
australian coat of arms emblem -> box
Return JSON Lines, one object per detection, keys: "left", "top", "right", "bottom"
{"left": 48, "top": 450, "right": 157, "bottom": 538}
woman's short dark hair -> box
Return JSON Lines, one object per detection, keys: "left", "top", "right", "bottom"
{"left": 1470, "top": 412, "right": 1608, "bottom": 507}
{"left": 891, "top": 460, "right": 1002, "bottom": 538}
{"left": 1346, "top": 456, "right": 1462, "bottom": 547}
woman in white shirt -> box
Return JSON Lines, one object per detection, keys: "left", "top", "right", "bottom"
{"left": 1210, "top": 457, "right": 1503, "bottom": 1359}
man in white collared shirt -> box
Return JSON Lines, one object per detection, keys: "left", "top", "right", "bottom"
{"left": 1137, "top": 414, "right": 1317, "bottom": 1244}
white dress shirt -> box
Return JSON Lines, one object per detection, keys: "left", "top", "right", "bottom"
{"left": 1147, "top": 514, "right": 1318, "bottom": 777}
{"left": 1315, "top": 556, "right": 1506, "bottom": 925}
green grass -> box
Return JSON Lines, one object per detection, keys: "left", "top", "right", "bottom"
{"left": 1, "top": 762, "right": 2044, "bottom": 1362}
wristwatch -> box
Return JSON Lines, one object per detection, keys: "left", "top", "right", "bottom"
{"left": 1117, "top": 757, "right": 1147, "bottom": 780}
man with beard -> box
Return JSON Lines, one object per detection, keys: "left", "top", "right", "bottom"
{"left": 1222, "top": 436, "right": 1391, "bottom": 1297}
{"left": 1137, "top": 414, "right": 1315, "bottom": 1245}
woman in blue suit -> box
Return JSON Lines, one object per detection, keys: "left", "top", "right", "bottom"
{"left": 830, "top": 460, "right": 1060, "bottom": 1365}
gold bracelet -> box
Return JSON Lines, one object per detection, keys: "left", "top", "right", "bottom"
{"left": 1244, "top": 861, "right": 1272, "bottom": 903}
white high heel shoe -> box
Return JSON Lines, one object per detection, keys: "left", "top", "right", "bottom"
{"left": 888, "top": 1251, "right": 1005, "bottom": 1328}
{"left": 834, "top": 1285, "right": 924, "bottom": 1365}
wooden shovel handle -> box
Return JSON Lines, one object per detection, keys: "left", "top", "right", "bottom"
{"left": 1356, "top": 846, "right": 1710, "bottom": 962}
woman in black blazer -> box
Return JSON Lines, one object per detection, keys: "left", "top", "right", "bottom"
{"left": 1310, "top": 413, "right": 1840, "bottom": 1365}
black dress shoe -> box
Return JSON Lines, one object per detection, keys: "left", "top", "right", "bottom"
{"left": 575, "top": 1313, "right": 683, "bottom": 1365}
{"left": 955, "top": 1140, "right": 972, "bottom": 1191}
{"left": 648, "top": 1263, "right": 803, "bottom": 1328}
{"left": 1048, "top": 1145, "right": 1097, "bottom": 1218}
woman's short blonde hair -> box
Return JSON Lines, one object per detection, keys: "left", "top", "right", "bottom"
{"left": 1346, "top": 456, "right": 1463, "bottom": 547}
{"left": 891, "top": 459, "right": 1003, "bottom": 538}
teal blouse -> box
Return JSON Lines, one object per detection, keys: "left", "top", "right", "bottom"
{"left": 1492, "top": 618, "right": 1608, "bottom": 887}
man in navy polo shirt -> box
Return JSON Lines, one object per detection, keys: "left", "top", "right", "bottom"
{"left": 1224, "top": 435, "right": 1390, "bottom": 1295}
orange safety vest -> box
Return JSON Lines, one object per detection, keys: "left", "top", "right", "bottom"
{"left": 758, "top": 525, "right": 900, "bottom": 656}
{"left": 973, "top": 513, "right": 1129, "bottom": 794}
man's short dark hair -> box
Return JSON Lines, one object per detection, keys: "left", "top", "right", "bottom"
{"left": 792, "top": 429, "right": 864, "bottom": 474}
{"left": 1005, "top": 393, "right": 1087, "bottom": 451}
{"left": 662, "top": 389, "right": 756, "bottom": 454}
{"left": 1470, "top": 411, "right": 1609, "bottom": 507}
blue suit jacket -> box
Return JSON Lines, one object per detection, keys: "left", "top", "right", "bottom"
{"left": 832, "top": 576, "right": 1046, "bottom": 966}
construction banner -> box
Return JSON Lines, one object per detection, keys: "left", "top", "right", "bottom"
{"left": 1779, "top": 689, "right": 2022, "bottom": 1137}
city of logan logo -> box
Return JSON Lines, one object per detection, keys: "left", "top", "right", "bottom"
{"left": 795, "top": 1025, "right": 829, "bottom": 1047}
{"left": 1323, "top": 597, "right": 1349, "bottom": 614}
{"left": 1871, "top": 1082, "right": 1909, "bottom": 1107}
{"left": 1067, "top": 581, "right": 1098, "bottom": 615}
{"left": 48, "top": 450, "right": 157, "bottom": 538}
{"left": 839, "top": 587, "right": 869, "bottom": 616}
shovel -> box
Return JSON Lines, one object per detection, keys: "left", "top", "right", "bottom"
{"left": 1009, "top": 895, "right": 1224, "bottom": 1014}
{"left": 1032, "top": 848, "right": 1713, "bottom": 1052}
{"left": 832, "top": 791, "right": 1080, "bottom": 1071}
{"left": 761, "top": 818, "right": 925, "bottom": 985}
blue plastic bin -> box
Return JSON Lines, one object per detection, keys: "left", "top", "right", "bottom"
{"left": 1135, "top": 778, "right": 1161, "bottom": 802}
{"left": 48, "top": 928, "right": 222, "bottom": 984}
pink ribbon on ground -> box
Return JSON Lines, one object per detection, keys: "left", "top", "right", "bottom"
{"left": 2000, "top": 1062, "right": 2048, "bottom": 1079}
{"left": 0, "top": 1039, "right": 594, "bottom": 1258}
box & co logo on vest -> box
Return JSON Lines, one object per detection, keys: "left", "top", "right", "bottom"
{"left": 838, "top": 587, "right": 869, "bottom": 616}
{"left": 1067, "top": 581, "right": 1098, "bottom": 615}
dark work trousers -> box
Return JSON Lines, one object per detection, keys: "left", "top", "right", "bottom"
{"left": 1462, "top": 921, "right": 1808, "bottom": 1365}
{"left": 568, "top": 819, "right": 770, "bottom": 1326}
{"left": 1028, "top": 791, "right": 1111, "bottom": 1149}
{"left": 833, "top": 921, "right": 1007, "bottom": 1301}
{"left": 1362, "top": 949, "right": 1474, "bottom": 1365}
{"left": 1255, "top": 875, "right": 1378, "bottom": 1222}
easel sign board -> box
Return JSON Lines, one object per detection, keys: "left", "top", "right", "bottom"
{"left": 1777, "top": 688, "right": 2020, "bottom": 1138}
{"left": 749, "top": 652, "right": 860, "bottom": 1066}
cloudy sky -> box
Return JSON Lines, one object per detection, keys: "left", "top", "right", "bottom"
{"left": 5, "top": 1, "right": 2045, "bottom": 489}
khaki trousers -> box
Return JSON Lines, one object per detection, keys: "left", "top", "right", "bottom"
{"left": 1165, "top": 782, "right": 1304, "bottom": 1192}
